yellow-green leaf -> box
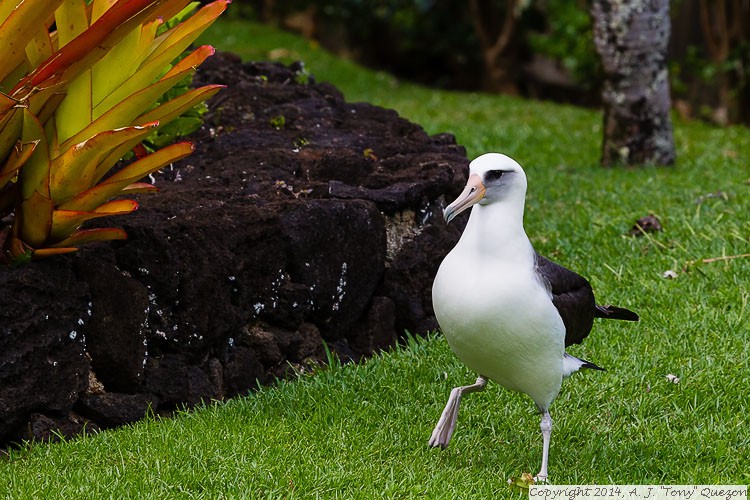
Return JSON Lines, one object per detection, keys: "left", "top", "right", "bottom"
{"left": 50, "top": 121, "right": 158, "bottom": 202}
{"left": 15, "top": 110, "right": 53, "bottom": 246}
{"left": 94, "top": 0, "right": 227, "bottom": 115}
{"left": 19, "top": 109, "right": 50, "bottom": 200}
{"left": 31, "top": 246, "right": 78, "bottom": 258}
{"left": 134, "top": 83, "right": 221, "bottom": 133}
{"left": 145, "top": 0, "right": 227, "bottom": 70}
{"left": 58, "top": 140, "right": 192, "bottom": 212}
{"left": 55, "top": 70, "right": 93, "bottom": 143}
{"left": 32, "top": 90, "right": 66, "bottom": 126}
{"left": 0, "top": 106, "right": 23, "bottom": 164}
{"left": 50, "top": 198, "right": 137, "bottom": 240}
{"left": 65, "top": 69, "right": 189, "bottom": 149}
{"left": 91, "top": 24, "right": 143, "bottom": 107}
{"left": 121, "top": 181, "right": 159, "bottom": 194}
{"left": 48, "top": 226, "right": 127, "bottom": 248}
{"left": 0, "top": 0, "right": 20, "bottom": 25}
{"left": 55, "top": 0, "right": 89, "bottom": 48}
{"left": 90, "top": 0, "right": 118, "bottom": 23}
{"left": 53, "top": 0, "right": 93, "bottom": 142}
{"left": 0, "top": 139, "right": 38, "bottom": 188}
{"left": 25, "top": 23, "right": 54, "bottom": 68}
{"left": 18, "top": 189, "right": 53, "bottom": 247}
{"left": 0, "top": 0, "right": 66, "bottom": 83}
{"left": 13, "top": 0, "right": 164, "bottom": 97}
{"left": 148, "top": 0, "right": 196, "bottom": 31}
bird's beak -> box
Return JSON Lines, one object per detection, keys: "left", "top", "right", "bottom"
{"left": 444, "top": 174, "right": 485, "bottom": 223}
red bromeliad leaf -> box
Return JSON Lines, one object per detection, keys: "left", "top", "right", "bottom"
{"left": 58, "top": 141, "right": 193, "bottom": 212}
{"left": 132, "top": 143, "right": 149, "bottom": 159}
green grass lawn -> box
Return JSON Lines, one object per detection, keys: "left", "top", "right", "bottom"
{"left": 2, "top": 17, "right": 749, "bottom": 497}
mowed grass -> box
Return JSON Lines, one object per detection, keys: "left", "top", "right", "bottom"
{"left": 2, "top": 17, "right": 749, "bottom": 497}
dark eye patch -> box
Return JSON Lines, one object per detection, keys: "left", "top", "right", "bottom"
{"left": 484, "top": 169, "right": 510, "bottom": 183}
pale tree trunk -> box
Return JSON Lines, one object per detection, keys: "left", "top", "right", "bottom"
{"left": 591, "top": 0, "right": 676, "bottom": 166}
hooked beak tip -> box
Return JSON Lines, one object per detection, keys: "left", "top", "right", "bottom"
{"left": 443, "top": 207, "right": 456, "bottom": 224}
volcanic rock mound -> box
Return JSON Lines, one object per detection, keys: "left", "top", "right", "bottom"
{"left": 0, "top": 52, "right": 469, "bottom": 446}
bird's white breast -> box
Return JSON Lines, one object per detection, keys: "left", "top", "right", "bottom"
{"left": 432, "top": 247, "right": 566, "bottom": 409}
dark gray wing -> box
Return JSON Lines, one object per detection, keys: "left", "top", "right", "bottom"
{"left": 534, "top": 253, "right": 596, "bottom": 347}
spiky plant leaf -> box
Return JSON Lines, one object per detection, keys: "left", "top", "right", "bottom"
{"left": 58, "top": 141, "right": 193, "bottom": 212}
{"left": 50, "top": 199, "right": 138, "bottom": 240}
{"left": 92, "top": 0, "right": 227, "bottom": 116}
{"left": 48, "top": 227, "right": 127, "bottom": 248}
{"left": 61, "top": 68, "right": 194, "bottom": 150}
{"left": 50, "top": 122, "right": 159, "bottom": 202}
{"left": 0, "top": 139, "right": 38, "bottom": 189}
{"left": 0, "top": 105, "right": 23, "bottom": 163}
{"left": 2, "top": 0, "right": 227, "bottom": 262}
{"left": 135, "top": 83, "right": 223, "bottom": 134}
{"left": 0, "top": 0, "right": 65, "bottom": 85}
{"left": 17, "top": 110, "right": 52, "bottom": 246}
{"left": 13, "top": 0, "right": 162, "bottom": 95}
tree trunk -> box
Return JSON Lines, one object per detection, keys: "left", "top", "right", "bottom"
{"left": 468, "top": 0, "right": 522, "bottom": 94}
{"left": 591, "top": 0, "right": 676, "bottom": 166}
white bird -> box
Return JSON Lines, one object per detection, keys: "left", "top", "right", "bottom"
{"left": 429, "top": 153, "right": 638, "bottom": 482}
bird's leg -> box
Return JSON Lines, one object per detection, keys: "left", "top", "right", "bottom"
{"left": 535, "top": 411, "right": 553, "bottom": 483}
{"left": 428, "top": 375, "right": 487, "bottom": 449}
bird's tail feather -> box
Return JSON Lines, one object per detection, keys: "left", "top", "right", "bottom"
{"left": 595, "top": 304, "right": 639, "bottom": 321}
{"left": 563, "top": 353, "right": 605, "bottom": 378}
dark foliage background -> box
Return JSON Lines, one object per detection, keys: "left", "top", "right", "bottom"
{"left": 230, "top": 0, "right": 749, "bottom": 125}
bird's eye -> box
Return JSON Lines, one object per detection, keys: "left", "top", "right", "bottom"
{"left": 484, "top": 170, "right": 506, "bottom": 183}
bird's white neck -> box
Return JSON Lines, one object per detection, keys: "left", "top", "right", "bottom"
{"left": 458, "top": 198, "right": 534, "bottom": 265}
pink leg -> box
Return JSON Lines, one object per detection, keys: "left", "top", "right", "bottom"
{"left": 428, "top": 376, "right": 487, "bottom": 448}
{"left": 535, "top": 411, "right": 552, "bottom": 482}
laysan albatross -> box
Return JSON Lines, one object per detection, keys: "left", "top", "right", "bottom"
{"left": 429, "top": 153, "right": 638, "bottom": 482}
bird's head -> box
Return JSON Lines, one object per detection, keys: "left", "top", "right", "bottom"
{"left": 444, "top": 153, "right": 527, "bottom": 223}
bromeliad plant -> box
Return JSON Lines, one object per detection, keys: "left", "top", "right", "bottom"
{"left": 0, "top": 0, "right": 228, "bottom": 265}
